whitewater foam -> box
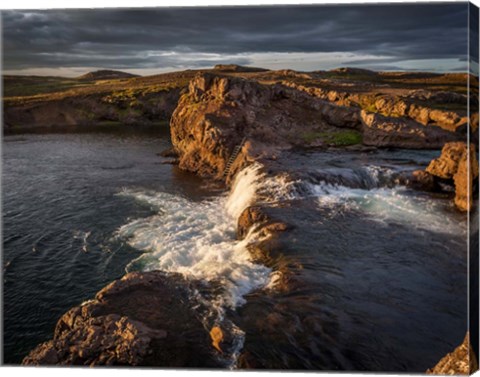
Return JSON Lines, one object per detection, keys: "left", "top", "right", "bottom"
{"left": 255, "top": 163, "right": 467, "bottom": 236}
{"left": 311, "top": 185, "right": 466, "bottom": 236}
{"left": 115, "top": 163, "right": 280, "bottom": 366}
{"left": 115, "top": 163, "right": 289, "bottom": 310}
{"left": 115, "top": 160, "right": 465, "bottom": 365}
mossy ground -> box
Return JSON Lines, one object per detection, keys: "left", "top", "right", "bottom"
{"left": 302, "top": 129, "right": 363, "bottom": 146}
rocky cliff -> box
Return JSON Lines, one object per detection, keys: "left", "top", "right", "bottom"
{"left": 170, "top": 73, "right": 464, "bottom": 182}
{"left": 18, "top": 69, "right": 477, "bottom": 369}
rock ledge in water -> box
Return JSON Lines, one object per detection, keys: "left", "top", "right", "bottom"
{"left": 22, "top": 271, "right": 220, "bottom": 367}
{"left": 425, "top": 142, "right": 478, "bottom": 211}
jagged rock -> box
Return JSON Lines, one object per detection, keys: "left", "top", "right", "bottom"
{"left": 426, "top": 142, "right": 478, "bottom": 211}
{"left": 22, "top": 271, "right": 220, "bottom": 367}
{"left": 170, "top": 73, "right": 362, "bottom": 180}
{"left": 170, "top": 73, "right": 466, "bottom": 180}
{"left": 360, "top": 111, "right": 462, "bottom": 149}
{"left": 283, "top": 81, "right": 466, "bottom": 132}
{"left": 454, "top": 147, "right": 479, "bottom": 211}
{"left": 237, "top": 205, "right": 291, "bottom": 240}
{"left": 237, "top": 206, "right": 271, "bottom": 239}
{"left": 427, "top": 332, "right": 478, "bottom": 375}
{"left": 408, "top": 170, "right": 438, "bottom": 191}
{"left": 426, "top": 142, "right": 468, "bottom": 179}
{"left": 374, "top": 95, "right": 409, "bottom": 117}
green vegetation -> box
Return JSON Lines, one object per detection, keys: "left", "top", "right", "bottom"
{"left": 302, "top": 129, "right": 363, "bottom": 146}
{"left": 363, "top": 103, "right": 377, "bottom": 113}
{"left": 322, "top": 73, "right": 382, "bottom": 83}
{"left": 3, "top": 76, "right": 91, "bottom": 97}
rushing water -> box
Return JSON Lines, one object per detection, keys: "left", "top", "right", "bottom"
{"left": 2, "top": 131, "right": 469, "bottom": 371}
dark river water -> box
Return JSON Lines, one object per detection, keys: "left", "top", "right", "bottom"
{"left": 2, "top": 130, "right": 469, "bottom": 371}
{"left": 2, "top": 128, "right": 215, "bottom": 364}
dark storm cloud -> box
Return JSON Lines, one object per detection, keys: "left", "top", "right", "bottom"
{"left": 1, "top": 3, "right": 470, "bottom": 71}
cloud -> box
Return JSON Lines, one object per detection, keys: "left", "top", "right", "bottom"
{"left": 1, "top": 3, "right": 471, "bottom": 75}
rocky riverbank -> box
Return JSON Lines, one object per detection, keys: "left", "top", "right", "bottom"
{"left": 20, "top": 68, "right": 478, "bottom": 371}
{"left": 23, "top": 271, "right": 222, "bottom": 367}
{"left": 170, "top": 72, "right": 466, "bottom": 183}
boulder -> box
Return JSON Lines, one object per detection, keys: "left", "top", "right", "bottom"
{"left": 237, "top": 205, "right": 290, "bottom": 240}
{"left": 22, "top": 271, "right": 220, "bottom": 367}
{"left": 454, "top": 146, "right": 479, "bottom": 211}
{"left": 426, "top": 142, "right": 478, "bottom": 211}
{"left": 408, "top": 170, "right": 438, "bottom": 192}
{"left": 427, "top": 332, "right": 478, "bottom": 375}
{"left": 426, "top": 142, "right": 468, "bottom": 178}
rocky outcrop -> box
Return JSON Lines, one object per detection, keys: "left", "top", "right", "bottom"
{"left": 408, "top": 170, "right": 439, "bottom": 192}
{"left": 170, "top": 73, "right": 467, "bottom": 181}
{"left": 360, "top": 111, "right": 462, "bottom": 149}
{"left": 237, "top": 206, "right": 290, "bottom": 240}
{"left": 22, "top": 271, "right": 220, "bottom": 367}
{"left": 406, "top": 89, "right": 468, "bottom": 105}
{"left": 282, "top": 82, "right": 468, "bottom": 132}
{"left": 426, "top": 142, "right": 471, "bottom": 178}
{"left": 170, "top": 73, "right": 363, "bottom": 180}
{"left": 425, "top": 142, "right": 479, "bottom": 211}
{"left": 427, "top": 333, "right": 478, "bottom": 375}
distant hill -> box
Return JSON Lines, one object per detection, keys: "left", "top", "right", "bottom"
{"left": 328, "top": 67, "right": 378, "bottom": 76}
{"left": 78, "top": 70, "right": 140, "bottom": 81}
{"left": 213, "top": 64, "right": 269, "bottom": 73}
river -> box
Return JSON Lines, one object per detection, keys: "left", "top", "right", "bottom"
{"left": 2, "top": 129, "right": 468, "bottom": 371}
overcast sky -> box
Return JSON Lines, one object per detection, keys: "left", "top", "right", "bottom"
{"left": 1, "top": 3, "right": 474, "bottom": 77}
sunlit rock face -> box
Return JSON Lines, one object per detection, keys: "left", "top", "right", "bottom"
{"left": 171, "top": 72, "right": 468, "bottom": 183}
{"left": 170, "top": 73, "right": 364, "bottom": 180}
{"left": 360, "top": 110, "right": 463, "bottom": 149}
{"left": 426, "top": 142, "right": 479, "bottom": 211}
{"left": 427, "top": 332, "right": 478, "bottom": 375}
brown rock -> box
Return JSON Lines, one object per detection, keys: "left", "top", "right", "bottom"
{"left": 426, "top": 142, "right": 467, "bottom": 179}
{"left": 210, "top": 326, "right": 224, "bottom": 353}
{"left": 237, "top": 206, "right": 270, "bottom": 239}
{"left": 170, "top": 73, "right": 363, "bottom": 180}
{"left": 409, "top": 170, "right": 437, "bottom": 191}
{"left": 22, "top": 271, "right": 220, "bottom": 367}
{"left": 454, "top": 146, "right": 479, "bottom": 211}
{"left": 427, "top": 332, "right": 478, "bottom": 375}
{"left": 425, "top": 142, "right": 478, "bottom": 211}
{"left": 360, "top": 111, "right": 461, "bottom": 149}
{"left": 429, "top": 109, "right": 467, "bottom": 132}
